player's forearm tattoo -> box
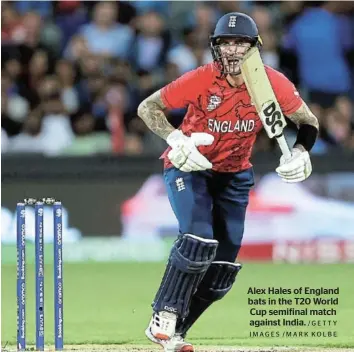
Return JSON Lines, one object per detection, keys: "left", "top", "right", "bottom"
{"left": 287, "top": 102, "right": 319, "bottom": 130}
{"left": 137, "top": 90, "right": 175, "bottom": 140}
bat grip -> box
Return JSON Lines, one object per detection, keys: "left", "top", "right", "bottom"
{"left": 276, "top": 135, "right": 292, "bottom": 159}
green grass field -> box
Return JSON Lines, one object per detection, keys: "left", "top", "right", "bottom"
{"left": 2, "top": 262, "right": 354, "bottom": 350}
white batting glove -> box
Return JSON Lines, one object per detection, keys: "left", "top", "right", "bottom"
{"left": 167, "top": 130, "right": 214, "bottom": 172}
{"left": 276, "top": 148, "right": 312, "bottom": 183}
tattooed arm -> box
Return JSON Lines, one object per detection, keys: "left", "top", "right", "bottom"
{"left": 287, "top": 101, "right": 319, "bottom": 152}
{"left": 137, "top": 90, "right": 175, "bottom": 140}
{"left": 287, "top": 101, "right": 319, "bottom": 129}
{"left": 137, "top": 89, "right": 214, "bottom": 172}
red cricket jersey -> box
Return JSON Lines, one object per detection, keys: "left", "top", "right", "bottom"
{"left": 161, "top": 63, "right": 303, "bottom": 172}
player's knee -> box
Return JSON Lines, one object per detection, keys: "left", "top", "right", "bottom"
{"left": 215, "top": 240, "right": 241, "bottom": 262}
{"left": 180, "top": 222, "right": 213, "bottom": 240}
{"left": 171, "top": 234, "right": 218, "bottom": 273}
{"left": 195, "top": 261, "right": 242, "bottom": 301}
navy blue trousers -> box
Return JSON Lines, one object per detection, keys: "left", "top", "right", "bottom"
{"left": 164, "top": 167, "right": 255, "bottom": 262}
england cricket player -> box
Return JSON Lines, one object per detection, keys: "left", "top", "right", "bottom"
{"left": 138, "top": 12, "right": 319, "bottom": 352}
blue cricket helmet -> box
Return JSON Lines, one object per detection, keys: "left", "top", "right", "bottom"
{"left": 209, "top": 12, "right": 262, "bottom": 74}
{"left": 210, "top": 12, "right": 261, "bottom": 45}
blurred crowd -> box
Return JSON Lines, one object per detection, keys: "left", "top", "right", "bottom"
{"left": 2, "top": 0, "right": 354, "bottom": 157}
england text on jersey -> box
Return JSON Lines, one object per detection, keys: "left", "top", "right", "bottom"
{"left": 161, "top": 63, "right": 303, "bottom": 172}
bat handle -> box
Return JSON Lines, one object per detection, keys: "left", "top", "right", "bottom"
{"left": 276, "top": 135, "right": 292, "bottom": 160}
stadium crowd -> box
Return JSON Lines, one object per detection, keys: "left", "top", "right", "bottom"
{"left": 2, "top": 0, "right": 354, "bottom": 156}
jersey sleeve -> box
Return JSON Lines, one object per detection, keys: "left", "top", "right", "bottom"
{"left": 161, "top": 66, "right": 210, "bottom": 109}
{"left": 266, "top": 66, "right": 303, "bottom": 115}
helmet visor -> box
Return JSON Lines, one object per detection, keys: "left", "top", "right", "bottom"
{"left": 212, "top": 38, "right": 252, "bottom": 75}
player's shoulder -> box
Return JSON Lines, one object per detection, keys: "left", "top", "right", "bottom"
{"left": 265, "top": 65, "right": 301, "bottom": 105}
{"left": 165, "top": 63, "right": 219, "bottom": 92}
{"left": 189, "top": 62, "right": 216, "bottom": 81}
{"left": 265, "top": 65, "right": 292, "bottom": 83}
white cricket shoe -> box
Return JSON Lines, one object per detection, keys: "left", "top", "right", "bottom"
{"left": 147, "top": 311, "right": 177, "bottom": 340}
{"left": 164, "top": 335, "right": 194, "bottom": 352}
{"left": 145, "top": 328, "right": 194, "bottom": 352}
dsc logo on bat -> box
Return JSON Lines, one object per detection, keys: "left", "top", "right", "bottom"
{"left": 261, "top": 100, "right": 285, "bottom": 136}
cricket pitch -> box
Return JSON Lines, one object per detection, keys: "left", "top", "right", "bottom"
{"left": 51, "top": 345, "right": 354, "bottom": 352}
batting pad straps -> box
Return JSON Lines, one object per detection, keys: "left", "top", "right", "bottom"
{"left": 153, "top": 234, "right": 218, "bottom": 318}
{"left": 195, "top": 261, "right": 242, "bottom": 301}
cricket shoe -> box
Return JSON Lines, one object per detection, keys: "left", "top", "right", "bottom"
{"left": 145, "top": 328, "right": 194, "bottom": 352}
{"left": 146, "top": 311, "right": 177, "bottom": 340}
{"left": 164, "top": 335, "right": 194, "bottom": 352}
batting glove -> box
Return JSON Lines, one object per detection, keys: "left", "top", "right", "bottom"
{"left": 276, "top": 148, "right": 312, "bottom": 183}
{"left": 167, "top": 130, "right": 214, "bottom": 172}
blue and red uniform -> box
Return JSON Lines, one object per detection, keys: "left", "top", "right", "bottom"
{"left": 161, "top": 63, "right": 303, "bottom": 260}
{"left": 146, "top": 12, "right": 312, "bottom": 344}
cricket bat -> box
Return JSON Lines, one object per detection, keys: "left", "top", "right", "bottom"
{"left": 241, "top": 47, "right": 291, "bottom": 159}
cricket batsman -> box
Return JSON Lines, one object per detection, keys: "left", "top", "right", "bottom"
{"left": 137, "top": 12, "right": 319, "bottom": 352}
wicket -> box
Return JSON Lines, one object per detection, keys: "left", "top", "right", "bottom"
{"left": 16, "top": 198, "right": 64, "bottom": 351}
